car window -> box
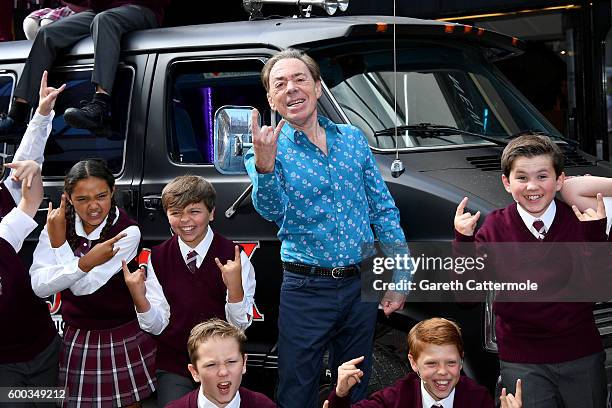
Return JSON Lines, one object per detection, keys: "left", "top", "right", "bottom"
{"left": 42, "top": 68, "right": 133, "bottom": 177}
{"left": 0, "top": 74, "right": 14, "bottom": 116}
{"left": 168, "top": 59, "right": 269, "bottom": 164}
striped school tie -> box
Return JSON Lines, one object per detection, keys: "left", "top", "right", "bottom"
{"left": 186, "top": 250, "right": 198, "bottom": 273}
{"left": 533, "top": 219, "right": 546, "bottom": 239}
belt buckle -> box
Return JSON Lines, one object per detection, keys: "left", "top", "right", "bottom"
{"left": 331, "top": 267, "right": 343, "bottom": 279}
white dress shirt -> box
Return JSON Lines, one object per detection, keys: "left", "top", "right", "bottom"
{"left": 198, "top": 386, "right": 241, "bottom": 408}
{"left": 3, "top": 111, "right": 53, "bottom": 205}
{"left": 0, "top": 207, "right": 38, "bottom": 252}
{"left": 136, "top": 226, "right": 256, "bottom": 334}
{"left": 29, "top": 207, "right": 141, "bottom": 298}
{"left": 421, "top": 380, "right": 455, "bottom": 408}
{"left": 0, "top": 111, "right": 52, "bottom": 251}
{"left": 516, "top": 200, "right": 556, "bottom": 239}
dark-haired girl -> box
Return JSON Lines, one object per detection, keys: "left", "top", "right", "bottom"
{"left": 30, "top": 159, "right": 155, "bottom": 407}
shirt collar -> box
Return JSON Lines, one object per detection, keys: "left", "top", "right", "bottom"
{"left": 421, "top": 380, "right": 456, "bottom": 408}
{"left": 74, "top": 206, "right": 119, "bottom": 240}
{"left": 177, "top": 226, "right": 214, "bottom": 260}
{"left": 281, "top": 115, "right": 342, "bottom": 143}
{"left": 197, "top": 386, "right": 241, "bottom": 408}
{"left": 516, "top": 199, "right": 556, "bottom": 238}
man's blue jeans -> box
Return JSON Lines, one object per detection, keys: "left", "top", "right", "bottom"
{"left": 277, "top": 271, "right": 378, "bottom": 408}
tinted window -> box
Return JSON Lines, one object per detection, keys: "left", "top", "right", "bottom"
{"left": 318, "top": 43, "right": 562, "bottom": 150}
{"left": 0, "top": 74, "right": 14, "bottom": 115}
{"left": 42, "top": 68, "right": 133, "bottom": 176}
{"left": 168, "top": 60, "right": 268, "bottom": 164}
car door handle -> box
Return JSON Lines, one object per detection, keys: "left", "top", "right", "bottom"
{"left": 143, "top": 194, "right": 162, "bottom": 211}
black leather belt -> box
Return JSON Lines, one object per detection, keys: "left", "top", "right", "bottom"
{"left": 282, "top": 261, "right": 360, "bottom": 279}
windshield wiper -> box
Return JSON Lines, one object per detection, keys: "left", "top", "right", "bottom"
{"left": 506, "top": 130, "right": 579, "bottom": 150}
{"left": 374, "top": 123, "right": 509, "bottom": 147}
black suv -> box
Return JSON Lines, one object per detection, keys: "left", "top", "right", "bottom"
{"left": 1, "top": 14, "right": 611, "bottom": 397}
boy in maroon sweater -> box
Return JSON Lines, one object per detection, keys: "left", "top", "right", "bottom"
{"left": 454, "top": 135, "right": 607, "bottom": 408}
{"left": 123, "top": 175, "right": 256, "bottom": 407}
{"left": 324, "top": 318, "right": 520, "bottom": 408}
{"left": 166, "top": 318, "right": 276, "bottom": 408}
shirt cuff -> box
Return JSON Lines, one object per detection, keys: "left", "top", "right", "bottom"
{"left": 226, "top": 299, "right": 247, "bottom": 315}
{"left": 4, "top": 207, "right": 37, "bottom": 234}
{"left": 53, "top": 240, "right": 79, "bottom": 265}
{"left": 454, "top": 230, "right": 475, "bottom": 242}
{"left": 30, "top": 110, "right": 54, "bottom": 124}
{"left": 136, "top": 306, "right": 156, "bottom": 327}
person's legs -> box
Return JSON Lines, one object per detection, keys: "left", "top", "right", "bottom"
{"left": 156, "top": 370, "right": 197, "bottom": 408}
{"left": 500, "top": 360, "right": 561, "bottom": 408}
{"left": 0, "top": 335, "right": 61, "bottom": 408}
{"left": 63, "top": 5, "right": 157, "bottom": 130}
{"left": 327, "top": 277, "right": 378, "bottom": 403}
{"left": 277, "top": 272, "right": 338, "bottom": 408}
{"left": 90, "top": 4, "right": 157, "bottom": 93}
{"left": 15, "top": 11, "right": 94, "bottom": 106}
{"left": 556, "top": 351, "right": 606, "bottom": 408}
{"left": 0, "top": 11, "right": 94, "bottom": 138}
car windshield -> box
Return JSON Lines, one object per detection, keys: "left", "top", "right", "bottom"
{"left": 317, "top": 42, "right": 563, "bottom": 150}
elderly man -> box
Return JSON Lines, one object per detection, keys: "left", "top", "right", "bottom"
{"left": 245, "top": 48, "right": 409, "bottom": 408}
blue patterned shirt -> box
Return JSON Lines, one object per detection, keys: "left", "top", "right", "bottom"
{"left": 245, "top": 116, "right": 408, "bottom": 268}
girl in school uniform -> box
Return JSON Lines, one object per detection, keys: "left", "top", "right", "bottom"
{"left": 0, "top": 71, "right": 62, "bottom": 398}
{"left": 29, "top": 158, "right": 155, "bottom": 407}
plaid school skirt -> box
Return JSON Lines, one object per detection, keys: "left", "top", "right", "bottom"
{"left": 58, "top": 320, "right": 157, "bottom": 407}
{"left": 27, "top": 6, "right": 74, "bottom": 22}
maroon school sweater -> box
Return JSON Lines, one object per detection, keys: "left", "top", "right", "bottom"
{"left": 326, "top": 373, "right": 493, "bottom": 408}
{"left": 152, "top": 233, "right": 234, "bottom": 377}
{"left": 0, "top": 183, "right": 57, "bottom": 363}
{"left": 167, "top": 387, "right": 277, "bottom": 408}
{"left": 60, "top": 208, "right": 139, "bottom": 330}
{"left": 455, "top": 199, "right": 604, "bottom": 363}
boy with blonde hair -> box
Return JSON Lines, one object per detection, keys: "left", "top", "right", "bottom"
{"left": 167, "top": 318, "right": 275, "bottom": 408}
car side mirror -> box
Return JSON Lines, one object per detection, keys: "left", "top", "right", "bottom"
{"left": 213, "top": 105, "right": 256, "bottom": 174}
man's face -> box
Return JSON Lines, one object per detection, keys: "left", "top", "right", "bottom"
{"left": 267, "top": 58, "right": 321, "bottom": 127}
{"left": 188, "top": 337, "right": 247, "bottom": 408}
{"left": 166, "top": 202, "right": 214, "bottom": 248}
{"left": 408, "top": 344, "right": 462, "bottom": 401}
{"left": 502, "top": 154, "right": 564, "bottom": 217}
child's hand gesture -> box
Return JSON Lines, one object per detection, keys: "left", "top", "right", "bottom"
{"left": 47, "top": 194, "right": 67, "bottom": 248}
{"left": 5, "top": 159, "right": 41, "bottom": 188}
{"left": 455, "top": 197, "right": 480, "bottom": 236}
{"left": 18, "top": 167, "right": 43, "bottom": 218}
{"left": 78, "top": 232, "right": 126, "bottom": 272}
{"left": 572, "top": 193, "right": 607, "bottom": 221}
{"left": 37, "top": 70, "right": 66, "bottom": 116}
{"left": 122, "top": 259, "right": 150, "bottom": 312}
{"left": 215, "top": 245, "right": 244, "bottom": 303}
{"left": 500, "top": 379, "right": 522, "bottom": 408}
{"left": 336, "top": 356, "right": 365, "bottom": 398}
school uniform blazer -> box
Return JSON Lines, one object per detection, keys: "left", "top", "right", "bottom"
{"left": 326, "top": 373, "right": 494, "bottom": 408}
{"left": 166, "top": 387, "right": 277, "bottom": 408}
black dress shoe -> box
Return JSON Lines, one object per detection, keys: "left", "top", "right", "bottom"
{"left": 63, "top": 100, "right": 111, "bottom": 130}
{"left": 0, "top": 115, "right": 27, "bottom": 144}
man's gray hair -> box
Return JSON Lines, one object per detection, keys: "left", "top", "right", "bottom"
{"left": 261, "top": 48, "right": 321, "bottom": 92}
